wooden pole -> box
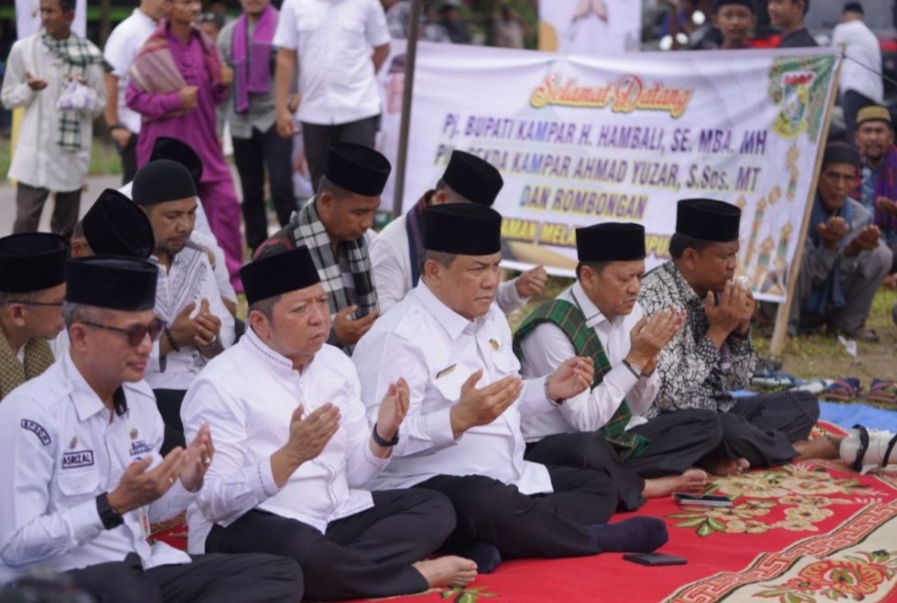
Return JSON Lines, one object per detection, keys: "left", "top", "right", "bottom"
{"left": 392, "top": 0, "right": 423, "bottom": 218}
{"left": 99, "top": 0, "right": 112, "bottom": 47}
{"left": 769, "top": 52, "right": 845, "bottom": 356}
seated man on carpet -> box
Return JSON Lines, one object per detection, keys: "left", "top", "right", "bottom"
{"left": 182, "top": 245, "right": 476, "bottom": 602}
{"left": 371, "top": 150, "right": 547, "bottom": 315}
{"left": 639, "top": 198, "right": 835, "bottom": 475}
{"left": 354, "top": 203, "right": 668, "bottom": 576}
{"left": 787, "top": 142, "right": 892, "bottom": 340}
{"left": 0, "top": 256, "right": 303, "bottom": 602}
{"left": 121, "top": 136, "right": 237, "bottom": 317}
{"left": 132, "top": 160, "right": 235, "bottom": 450}
{"left": 0, "top": 233, "right": 69, "bottom": 402}
{"left": 515, "top": 222, "right": 722, "bottom": 513}
{"left": 257, "top": 143, "right": 390, "bottom": 353}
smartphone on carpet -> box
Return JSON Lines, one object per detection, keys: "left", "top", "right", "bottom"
{"left": 672, "top": 493, "right": 733, "bottom": 507}
{"left": 623, "top": 553, "right": 687, "bottom": 566}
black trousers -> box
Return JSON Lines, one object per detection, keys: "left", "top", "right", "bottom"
{"left": 301, "top": 114, "right": 380, "bottom": 193}
{"left": 232, "top": 125, "right": 296, "bottom": 253}
{"left": 65, "top": 552, "right": 302, "bottom": 603}
{"left": 118, "top": 133, "right": 139, "bottom": 185}
{"left": 712, "top": 391, "right": 819, "bottom": 468}
{"left": 153, "top": 389, "right": 187, "bottom": 455}
{"left": 525, "top": 434, "right": 646, "bottom": 512}
{"left": 415, "top": 466, "right": 615, "bottom": 561}
{"left": 625, "top": 409, "right": 724, "bottom": 477}
{"left": 206, "top": 489, "right": 450, "bottom": 601}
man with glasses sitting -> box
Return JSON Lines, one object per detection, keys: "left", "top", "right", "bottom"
{"left": 0, "top": 256, "right": 304, "bottom": 602}
{"left": 0, "top": 233, "right": 70, "bottom": 402}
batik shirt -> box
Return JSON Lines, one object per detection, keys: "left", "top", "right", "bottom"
{"left": 638, "top": 262, "right": 756, "bottom": 417}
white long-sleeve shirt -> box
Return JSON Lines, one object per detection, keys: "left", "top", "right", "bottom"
{"left": 146, "top": 247, "right": 235, "bottom": 391}
{"left": 1, "top": 33, "right": 106, "bottom": 191}
{"left": 0, "top": 354, "right": 193, "bottom": 584}
{"left": 518, "top": 282, "right": 659, "bottom": 442}
{"left": 833, "top": 19, "right": 884, "bottom": 103}
{"left": 103, "top": 8, "right": 157, "bottom": 135}
{"left": 182, "top": 330, "right": 388, "bottom": 553}
{"left": 353, "top": 282, "right": 554, "bottom": 495}
{"left": 370, "top": 213, "right": 527, "bottom": 315}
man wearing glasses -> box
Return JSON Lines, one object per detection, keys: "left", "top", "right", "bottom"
{"left": 0, "top": 256, "right": 304, "bottom": 602}
{"left": 0, "top": 233, "right": 69, "bottom": 401}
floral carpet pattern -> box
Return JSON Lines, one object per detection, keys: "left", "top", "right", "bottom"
{"left": 668, "top": 464, "right": 886, "bottom": 537}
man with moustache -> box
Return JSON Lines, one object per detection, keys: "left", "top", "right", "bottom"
{"left": 182, "top": 245, "right": 477, "bottom": 601}
{"left": 132, "top": 160, "right": 235, "bottom": 450}
{"left": 257, "top": 143, "right": 389, "bottom": 353}
{"left": 355, "top": 204, "right": 669, "bottom": 575}
{"left": 791, "top": 143, "right": 891, "bottom": 340}
{"left": 515, "top": 223, "right": 721, "bottom": 513}
{"left": 639, "top": 199, "right": 828, "bottom": 475}
{"left": 0, "top": 256, "right": 303, "bottom": 602}
{"left": 0, "top": 234, "right": 69, "bottom": 402}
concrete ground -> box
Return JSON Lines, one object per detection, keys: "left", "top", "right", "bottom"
{"left": 0, "top": 175, "right": 123, "bottom": 237}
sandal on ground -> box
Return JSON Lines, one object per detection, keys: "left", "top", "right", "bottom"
{"left": 822, "top": 378, "right": 862, "bottom": 401}
{"left": 840, "top": 425, "right": 897, "bottom": 474}
{"left": 866, "top": 379, "right": 897, "bottom": 405}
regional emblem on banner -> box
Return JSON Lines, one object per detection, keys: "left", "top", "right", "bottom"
{"left": 772, "top": 72, "right": 815, "bottom": 139}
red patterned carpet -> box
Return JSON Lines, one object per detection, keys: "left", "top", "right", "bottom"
{"left": 149, "top": 423, "right": 897, "bottom": 602}
{"left": 350, "top": 423, "right": 897, "bottom": 603}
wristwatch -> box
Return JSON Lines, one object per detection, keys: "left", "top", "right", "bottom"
{"left": 371, "top": 423, "right": 399, "bottom": 447}
{"left": 96, "top": 492, "right": 124, "bottom": 530}
{"left": 622, "top": 359, "right": 644, "bottom": 379}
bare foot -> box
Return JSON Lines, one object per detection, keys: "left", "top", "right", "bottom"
{"left": 705, "top": 458, "right": 750, "bottom": 477}
{"left": 883, "top": 273, "right": 897, "bottom": 289}
{"left": 413, "top": 556, "right": 478, "bottom": 589}
{"left": 642, "top": 469, "right": 709, "bottom": 498}
{"left": 793, "top": 436, "right": 842, "bottom": 461}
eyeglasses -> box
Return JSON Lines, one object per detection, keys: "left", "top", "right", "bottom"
{"left": 82, "top": 317, "right": 166, "bottom": 348}
{"left": 7, "top": 300, "right": 65, "bottom": 308}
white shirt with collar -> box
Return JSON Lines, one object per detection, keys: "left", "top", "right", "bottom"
{"left": 103, "top": 8, "right": 158, "bottom": 134}
{"left": 521, "top": 281, "right": 660, "bottom": 442}
{"left": 353, "top": 282, "right": 554, "bottom": 495}
{"left": 182, "top": 328, "right": 388, "bottom": 553}
{"left": 519, "top": 282, "right": 659, "bottom": 442}
{"left": 371, "top": 215, "right": 528, "bottom": 315}
{"left": 273, "top": 0, "right": 391, "bottom": 125}
{"left": 146, "top": 247, "right": 236, "bottom": 391}
{"left": 0, "top": 353, "right": 193, "bottom": 584}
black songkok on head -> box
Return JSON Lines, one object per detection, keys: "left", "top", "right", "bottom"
{"left": 576, "top": 223, "right": 646, "bottom": 262}
{"left": 150, "top": 136, "right": 204, "bottom": 184}
{"left": 65, "top": 257, "right": 158, "bottom": 311}
{"left": 822, "top": 142, "right": 860, "bottom": 169}
{"left": 676, "top": 198, "right": 741, "bottom": 242}
{"left": 0, "top": 233, "right": 69, "bottom": 293}
{"left": 81, "top": 189, "right": 155, "bottom": 259}
{"left": 423, "top": 203, "right": 502, "bottom": 256}
{"left": 441, "top": 151, "right": 504, "bottom": 207}
{"left": 325, "top": 143, "right": 392, "bottom": 197}
{"left": 241, "top": 246, "right": 322, "bottom": 306}
{"left": 132, "top": 160, "right": 198, "bottom": 206}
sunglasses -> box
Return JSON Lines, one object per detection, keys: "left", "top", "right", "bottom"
{"left": 82, "top": 317, "right": 166, "bottom": 348}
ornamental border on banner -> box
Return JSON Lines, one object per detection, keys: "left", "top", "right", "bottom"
{"left": 381, "top": 42, "right": 841, "bottom": 354}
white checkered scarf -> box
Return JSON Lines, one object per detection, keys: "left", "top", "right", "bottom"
{"left": 41, "top": 33, "right": 106, "bottom": 152}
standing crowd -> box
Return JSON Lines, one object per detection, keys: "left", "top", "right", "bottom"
{"left": 1, "top": 0, "right": 897, "bottom": 602}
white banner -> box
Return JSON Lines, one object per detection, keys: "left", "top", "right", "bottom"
{"left": 16, "top": 0, "right": 87, "bottom": 39}
{"left": 539, "top": 0, "right": 641, "bottom": 55}
{"left": 399, "top": 43, "right": 839, "bottom": 304}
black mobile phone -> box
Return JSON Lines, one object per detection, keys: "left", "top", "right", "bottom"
{"left": 672, "top": 493, "right": 733, "bottom": 507}
{"left": 623, "top": 553, "right": 687, "bottom": 567}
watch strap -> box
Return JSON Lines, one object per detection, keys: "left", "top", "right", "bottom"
{"left": 96, "top": 492, "right": 124, "bottom": 530}
{"left": 371, "top": 423, "right": 399, "bottom": 447}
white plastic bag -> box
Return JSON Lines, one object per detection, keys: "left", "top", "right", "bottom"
{"left": 56, "top": 78, "right": 98, "bottom": 112}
